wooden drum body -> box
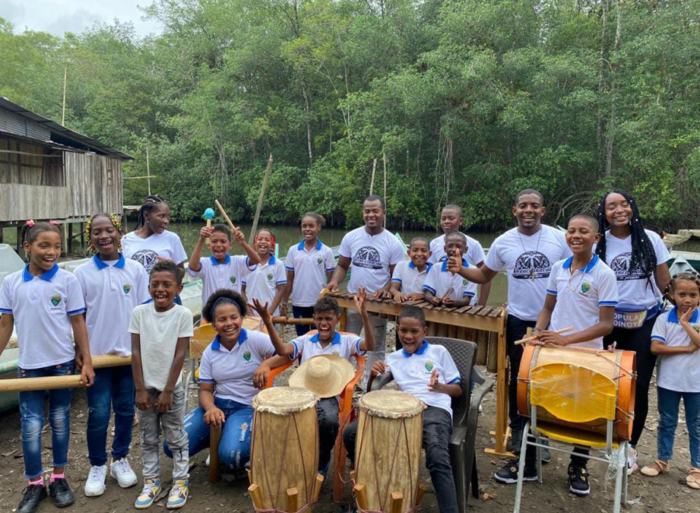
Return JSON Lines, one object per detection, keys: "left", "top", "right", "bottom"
{"left": 354, "top": 390, "right": 424, "bottom": 513}
{"left": 250, "top": 387, "right": 320, "bottom": 511}
{"left": 517, "top": 345, "right": 636, "bottom": 441}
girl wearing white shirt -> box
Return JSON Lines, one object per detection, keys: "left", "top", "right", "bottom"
{"left": 595, "top": 189, "right": 672, "bottom": 471}
{"left": 241, "top": 229, "right": 287, "bottom": 317}
{"left": 122, "top": 196, "right": 187, "bottom": 274}
{"left": 642, "top": 273, "right": 700, "bottom": 490}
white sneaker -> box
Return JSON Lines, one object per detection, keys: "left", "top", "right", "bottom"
{"left": 111, "top": 458, "right": 138, "bottom": 488}
{"left": 206, "top": 454, "right": 211, "bottom": 467}
{"left": 84, "top": 465, "right": 107, "bottom": 497}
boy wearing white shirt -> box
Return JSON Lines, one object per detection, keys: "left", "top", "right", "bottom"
{"left": 424, "top": 232, "right": 477, "bottom": 306}
{"left": 390, "top": 237, "right": 432, "bottom": 302}
{"left": 492, "top": 215, "right": 617, "bottom": 497}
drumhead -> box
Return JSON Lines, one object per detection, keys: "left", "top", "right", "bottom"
{"left": 358, "top": 390, "right": 424, "bottom": 418}
{"left": 253, "top": 387, "right": 318, "bottom": 414}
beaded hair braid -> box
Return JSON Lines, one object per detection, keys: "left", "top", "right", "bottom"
{"left": 85, "top": 213, "right": 123, "bottom": 254}
{"left": 663, "top": 272, "right": 700, "bottom": 305}
{"left": 595, "top": 189, "right": 657, "bottom": 282}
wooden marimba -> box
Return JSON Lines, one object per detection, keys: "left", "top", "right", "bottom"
{"left": 327, "top": 292, "right": 511, "bottom": 455}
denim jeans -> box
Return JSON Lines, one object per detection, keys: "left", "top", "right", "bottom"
{"left": 165, "top": 397, "right": 253, "bottom": 470}
{"left": 657, "top": 387, "right": 700, "bottom": 467}
{"left": 292, "top": 305, "right": 316, "bottom": 337}
{"left": 345, "top": 309, "right": 387, "bottom": 389}
{"left": 86, "top": 365, "right": 135, "bottom": 466}
{"left": 18, "top": 361, "right": 75, "bottom": 479}
{"left": 344, "top": 406, "right": 458, "bottom": 513}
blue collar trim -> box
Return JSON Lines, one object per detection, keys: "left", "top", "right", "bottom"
{"left": 562, "top": 254, "right": 599, "bottom": 274}
{"left": 23, "top": 263, "right": 59, "bottom": 282}
{"left": 441, "top": 258, "right": 468, "bottom": 272}
{"left": 402, "top": 341, "right": 429, "bottom": 357}
{"left": 211, "top": 328, "right": 248, "bottom": 350}
{"left": 210, "top": 254, "right": 231, "bottom": 266}
{"left": 408, "top": 261, "right": 432, "bottom": 272}
{"left": 93, "top": 253, "right": 126, "bottom": 270}
{"left": 297, "top": 239, "right": 323, "bottom": 251}
{"left": 668, "top": 307, "right": 699, "bottom": 324}
{"left": 310, "top": 331, "right": 341, "bottom": 344}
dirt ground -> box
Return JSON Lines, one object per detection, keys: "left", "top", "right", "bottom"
{"left": 0, "top": 325, "right": 697, "bottom": 513}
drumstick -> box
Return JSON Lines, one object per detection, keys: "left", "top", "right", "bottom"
{"left": 214, "top": 199, "right": 238, "bottom": 231}
{"left": 439, "top": 287, "right": 454, "bottom": 301}
{"left": 514, "top": 326, "right": 574, "bottom": 345}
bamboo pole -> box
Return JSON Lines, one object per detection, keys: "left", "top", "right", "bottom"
{"left": 61, "top": 67, "right": 67, "bottom": 126}
{"left": 249, "top": 154, "right": 273, "bottom": 245}
{"left": 271, "top": 317, "right": 315, "bottom": 325}
{"left": 383, "top": 152, "right": 387, "bottom": 227}
{"left": 146, "top": 147, "right": 152, "bottom": 196}
{"left": 214, "top": 199, "right": 238, "bottom": 231}
{"left": 369, "top": 158, "right": 377, "bottom": 195}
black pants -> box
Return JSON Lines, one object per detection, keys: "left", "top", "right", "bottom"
{"left": 506, "top": 315, "right": 537, "bottom": 432}
{"left": 603, "top": 314, "right": 659, "bottom": 446}
{"left": 317, "top": 397, "right": 339, "bottom": 471}
{"left": 344, "top": 407, "right": 458, "bottom": 513}
{"left": 292, "top": 305, "right": 315, "bottom": 337}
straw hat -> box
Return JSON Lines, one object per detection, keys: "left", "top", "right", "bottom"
{"left": 289, "top": 355, "right": 355, "bottom": 398}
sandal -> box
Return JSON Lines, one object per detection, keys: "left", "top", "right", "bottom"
{"left": 640, "top": 460, "right": 669, "bottom": 477}
{"left": 687, "top": 468, "right": 700, "bottom": 490}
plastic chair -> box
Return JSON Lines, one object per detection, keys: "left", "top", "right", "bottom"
{"left": 514, "top": 362, "right": 629, "bottom": 513}
{"left": 370, "top": 337, "right": 494, "bottom": 513}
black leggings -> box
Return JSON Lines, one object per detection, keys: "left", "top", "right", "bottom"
{"left": 603, "top": 315, "right": 659, "bottom": 447}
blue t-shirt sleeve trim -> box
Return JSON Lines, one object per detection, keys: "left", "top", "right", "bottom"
{"left": 650, "top": 335, "right": 665, "bottom": 342}
{"left": 199, "top": 378, "right": 215, "bottom": 383}
{"left": 67, "top": 308, "right": 86, "bottom": 316}
{"left": 448, "top": 377, "right": 461, "bottom": 384}
{"left": 0, "top": 308, "right": 12, "bottom": 314}
{"left": 599, "top": 301, "right": 618, "bottom": 306}
{"left": 546, "top": 289, "right": 557, "bottom": 295}
{"left": 423, "top": 285, "right": 436, "bottom": 294}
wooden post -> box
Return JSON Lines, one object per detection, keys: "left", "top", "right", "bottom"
{"left": 416, "top": 483, "right": 426, "bottom": 506}
{"left": 61, "top": 67, "right": 67, "bottom": 126}
{"left": 249, "top": 154, "right": 273, "bottom": 245}
{"left": 312, "top": 474, "right": 324, "bottom": 504}
{"left": 390, "top": 491, "right": 403, "bottom": 513}
{"left": 286, "top": 487, "right": 299, "bottom": 512}
{"left": 494, "top": 325, "right": 508, "bottom": 454}
{"left": 369, "top": 158, "right": 377, "bottom": 195}
{"left": 248, "top": 484, "right": 264, "bottom": 509}
{"left": 145, "top": 147, "right": 152, "bottom": 196}
{"left": 209, "top": 425, "right": 222, "bottom": 483}
{"left": 68, "top": 222, "right": 74, "bottom": 254}
{"left": 383, "top": 152, "right": 387, "bottom": 227}
{"left": 354, "top": 483, "right": 368, "bottom": 511}
{"left": 79, "top": 222, "right": 85, "bottom": 250}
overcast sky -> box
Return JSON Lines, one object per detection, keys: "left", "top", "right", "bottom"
{"left": 0, "top": 0, "right": 162, "bottom": 37}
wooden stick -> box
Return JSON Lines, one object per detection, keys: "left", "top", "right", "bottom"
{"left": 416, "top": 483, "right": 426, "bottom": 506}
{"left": 286, "top": 487, "right": 299, "bottom": 512}
{"left": 354, "top": 483, "right": 368, "bottom": 511}
{"left": 209, "top": 425, "right": 222, "bottom": 483}
{"left": 312, "top": 474, "right": 324, "bottom": 504}
{"left": 514, "top": 326, "right": 573, "bottom": 345}
{"left": 249, "top": 154, "right": 273, "bottom": 245}
{"left": 248, "top": 483, "right": 264, "bottom": 509}
{"left": 271, "top": 317, "right": 315, "bottom": 325}
{"left": 214, "top": 199, "right": 238, "bottom": 232}
{"left": 92, "top": 355, "right": 131, "bottom": 368}
{"left": 390, "top": 491, "right": 403, "bottom": 513}
{"left": 369, "top": 158, "right": 377, "bottom": 195}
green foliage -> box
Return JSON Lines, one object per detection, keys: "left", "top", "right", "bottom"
{"left": 0, "top": 0, "right": 698, "bottom": 231}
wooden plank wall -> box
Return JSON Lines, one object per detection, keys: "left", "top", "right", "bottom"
{"left": 64, "top": 152, "right": 123, "bottom": 217}
{"left": 0, "top": 184, "right": 70, "bottom": 220}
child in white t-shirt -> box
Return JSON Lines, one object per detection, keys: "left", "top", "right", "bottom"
{"left": 641, "top": 272, "right": 700, "bottom": 489}
{"left": 241, "top": 228, "right": 287, "bottom": 317}
{"left": 390, "top": 236, "right": 432, "bottom": 302}
{"left": 188, "top": 223, "right": 260, "bottom": 304}
{"left": 129, "top": 261, "right": 193, "bottom": 510}
{"left": 424, "top": 232, "right": 477, "bottom": 306}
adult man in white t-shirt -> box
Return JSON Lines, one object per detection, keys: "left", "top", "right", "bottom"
{"left": 453, "top": 189, "right": 571, "bottom": 453}
{"left": 326, "top": 195, "right": 405, "bottom": 387}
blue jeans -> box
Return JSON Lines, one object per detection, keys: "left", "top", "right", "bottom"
{"left": 164, "top": 397, "right": 253, "bottom": 470}
{"left": 292, "top": 305, "right": 315, "bottom": 337}
{"left": 18, "top": 361, "right": 75, "bottom": 479}
{"left": 657, "top": 387, "right": 700, "bottom": 467}
{"left": 86, "top": 365, "right": 135, "bottom": 466}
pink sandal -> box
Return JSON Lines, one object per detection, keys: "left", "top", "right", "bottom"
{"left": 640, "top": 460, "right": 669, "bottom": 477}
{"left": 687, "top": 468, "right": 700, "bottom": 490}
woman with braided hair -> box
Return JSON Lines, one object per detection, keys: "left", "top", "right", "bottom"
{"left": 596, "top": 189, "right": 672, "bottom": 473}
{"left": 122, "top": 196, "right": 187, "bottom": 274}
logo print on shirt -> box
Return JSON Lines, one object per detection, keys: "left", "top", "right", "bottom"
{"left": 131, "top": 249, "right": 159, "bottom": 273}
{"left": 243, "top": 350, "right": 251, "bottom": 361}
{"left": 513, "top": 251, "right": 552, "bottom": 280}
{"left": 230, "top": 276, "right": 237, "bottom": 284}
{"left": 352, "top": 247, "right": 383, "bottom": 270}
{"left": 425, "top": 360, "right": 434, "bottom": 372}
{"left": 317, "top": 257, "right": 323, "bottom": 264}
{"left": 267, "top": 273, "right": 274, "bottom": 281}
{"left": 123, "top": 283, "right": 132, "bottom": 294}
{"left": 610, "top": 252, "right": 646, "bottom": 281}
{"left": 50, "top": 294, "right": 62, "bottom": 307}
{"left": 462, "top": 279, "right": 468, "bottom": 286}
{"left": 581, "top": 281, "right": 591, "bottom": 294}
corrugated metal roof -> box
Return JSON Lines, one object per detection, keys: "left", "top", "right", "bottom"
{"left": 0, "top": 97, "right": 134, "bottom": 161}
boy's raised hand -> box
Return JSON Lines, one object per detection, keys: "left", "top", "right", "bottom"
{"left": 249, "top": 298, "right": 272, "bottom": 323}
{"left": 233, "top": 228, "right": 246, "bottom": 244}
{"left": 200, "top": 226, "right": 213, "bottom": 240}
{"left": 370, "top": 360, "right": 388, "bottom": 377}
{"left": 354, "top": 286, "right": 368, "bottom": 314}
{"left": 447, "top": 248, "right": 463, "bottom": 274}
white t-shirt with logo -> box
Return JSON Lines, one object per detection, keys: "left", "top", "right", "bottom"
{"left": 285, "top": 240, "right": 336, "bottom": 307}
{"left": 122, "top": 230, "right": 188, "bottom": 274}
{"left": 601, "top": 229, "right": 670, "bottom": 311}
{"left": 385, "top": 343, "right": 460, "bottom": 416}
{"left": 391, "top": 261, "right": 432, "bottom": 295}
{"left": 485, "top": 225, "right": 571, "bottom": 321}
{"left": 429, "top": 233, "right": 486, "bottom": 266}
{"left": 0, "top": 265, "right": 85, "bottom": 369}
{"left": 290, "top": 331, "right": 365, "bottom": 363}
{"left": 188, "top": 254, "right": 251, "bottom": 304}
{"left": 198, "top": 330, "right": 276, "bottom": 404}
{"left": 423, "top": 259, "right": 477, "bottom": 304}
{"left": 546, "top": 256, "right": 619, "bottom": 349}
{"left": 339, "top": 227, "right": 405, "bottom": 294}
{"left": 75, "top": 254, "right": 150, "bottom": 357}
{"left": 242, "top": 256, "right": 287, "bottom": 316}
{"left": 651, "top": 308, "right": 700, "bottom": 393}
{"left": 128, "top": 303, "right": 194, "bottom": 390}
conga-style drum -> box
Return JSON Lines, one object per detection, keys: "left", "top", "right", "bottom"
{"left": 250, "top": 387, "right": 320, "bottom": 512}
{"left": 354, "top": 390, "right": 424, "bottom": 513}
{"left": 517, "top": 345, "right": 636, "bottom": 441}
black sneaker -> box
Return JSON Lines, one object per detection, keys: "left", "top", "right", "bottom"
{"left": 568, "top": 464, "right": 591, "bottom": 496}
{"left": 18, "top": 484, "right": 47, "bottom": 513}
{"left": 493, "top": 460, "right": 538, "bottom": 484}
{"left": 49, "top": 478, "right": 75, "bottom": 508}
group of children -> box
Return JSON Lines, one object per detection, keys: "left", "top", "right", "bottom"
{"left": 0, "top": 190, "right": 698, "bottom": 513}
